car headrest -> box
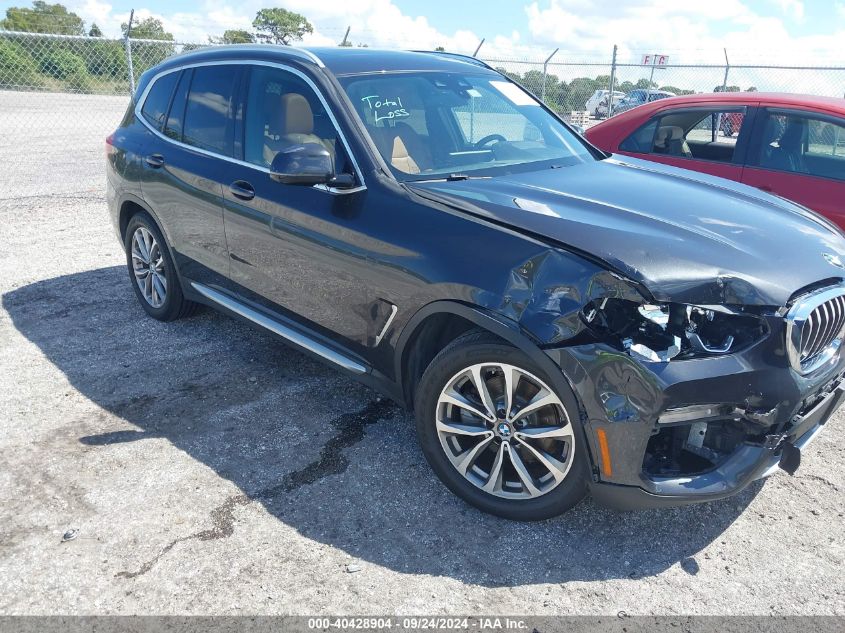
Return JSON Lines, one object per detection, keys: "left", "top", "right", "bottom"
{"left": 280, "top": 93, "right": 314, "bottom": 136}
{"left": 654, "top": 125, "right": 684, "bottom": 148}
{"left": 779, "top": 121, "right": 806, "bottom": 151}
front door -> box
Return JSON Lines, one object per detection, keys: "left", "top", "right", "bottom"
{"left": 221, "top": 63, "right": 395, "bottom": 351}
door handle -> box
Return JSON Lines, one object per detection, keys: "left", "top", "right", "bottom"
{"left": 758, "top": 185, "right": 773, "bottom": 192}
{"left": 229, "top": 180, "right": 255, "bottom": 201}
{"left": 144, "top": 154, "right": 165, "bottom": 168}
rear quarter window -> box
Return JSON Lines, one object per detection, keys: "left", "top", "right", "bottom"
{"left": 140, "top": 71, "right": 178, "bottom": 131}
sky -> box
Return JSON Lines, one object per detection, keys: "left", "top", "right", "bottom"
{"left": 1, "top": 0, "right": 844, "bottom": 66}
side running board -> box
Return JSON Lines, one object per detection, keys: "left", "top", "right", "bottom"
{"left": 190, "top": 282, "right": 368, "bottom": 375}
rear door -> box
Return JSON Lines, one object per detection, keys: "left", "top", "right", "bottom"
{"left": 138, "top": 64, "right": 242, "bottom": 285}
{"left": 616, "top": 104, "right": 755, "bottom": 182}
{"left": 742, "top": 108, "right": 845, "bottom": 230}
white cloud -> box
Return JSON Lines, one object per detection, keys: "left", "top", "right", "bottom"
{"left": 73, "top": 0, "right": 115, "bottom": 32}
{"left": 524, "top": 0, "right": 843, "bottom": 65}
{"left": 62, "top": 0, "right": 845, "bottom": 96}
{"left": 774, "top": 0, "right": 804, "bottom": 21}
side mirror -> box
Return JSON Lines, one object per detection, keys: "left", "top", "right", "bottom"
{"left": 269, "top": 142, "right": 333, "bottom": 186}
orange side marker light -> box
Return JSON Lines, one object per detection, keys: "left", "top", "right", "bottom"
{"left": 596, "top": 428, "right": 613, "bottom": 477}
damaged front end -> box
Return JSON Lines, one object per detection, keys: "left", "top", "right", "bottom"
{"left": 581, "top": 296, "right": 771, "bottom": 364}
{"left": 532, "top": 267, "right": 845, "bottom": 507}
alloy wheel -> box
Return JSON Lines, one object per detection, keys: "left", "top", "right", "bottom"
{"left": 435, "top": 362, "right": 575, "bottom": 499}
{"left": 131, "top": 226, "right": 167, "bottom": 308}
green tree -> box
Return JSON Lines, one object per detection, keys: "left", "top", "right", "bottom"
{"left": 84, "top": 39, "right": 126, "bottom": 78}
{"left": 1, "top": 1, "right": 85, "bottom": 35}
{"left": 658, "top": 85, "right": 694, "bottom": 95}
{"left": 635, "top": 78, "right": 657, "bottom": 89}
{"left": 435, "top": 45, "right": 445, "bottom": 52}
{"left": 39, "top": 47, "right": 85, "bottom": 78}
{"left": 122, "top": 16, "right": 175, "bottom": 78}
{"left": 121, "top": 16, "right": 174, "bottom": 40}
{"left": 494, "top": 66, "right": 522, "bottom": 83}
{"left": 0, "top": 38, "right": 42, "bottom": 88}
{"left": 210, "top": 29, "right": 255, "bottom": 44}
{"left": 88, "top": 22, "right": 102, "bottom": 37}
{"left": 252, "top": 8, "right": 312, "bottom": 45}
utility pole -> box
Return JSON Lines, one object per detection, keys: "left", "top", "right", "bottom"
{"left": 541, "top": 48, "right": 559, "bottom": 104}
{"left": 608, "top": 44, "right": 618, "bottom": 116}
{"left": 124, "top": 9, "right": 135, "bottom": 97}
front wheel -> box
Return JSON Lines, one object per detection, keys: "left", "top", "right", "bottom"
{"left": 415, "top": 332, "right": 588, "bottom": 520}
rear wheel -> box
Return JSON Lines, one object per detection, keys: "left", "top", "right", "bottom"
{"left": 415, "top": 332, "right": 588, "bottom": 520}
{"left": 124, "top": 213, "right": 197, "bottom": 321}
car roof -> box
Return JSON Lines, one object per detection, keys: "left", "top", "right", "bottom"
{"left": 641, "top": 91, "right": 845, "bottom": 112}
{"left": 154, "top": 44, "right": 497, "bottom": 78}
{"left": 305, "top": 47, "right": 497, "bottom": 75}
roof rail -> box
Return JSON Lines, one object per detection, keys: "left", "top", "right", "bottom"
{"left": 411, "top": 50, "right": 495, "bottom": 70}
{"left": 291, "top": 47, "right": 325, "bottom": 68}
{"left": 180, "top": 43, "right": 324, "bottom": 68}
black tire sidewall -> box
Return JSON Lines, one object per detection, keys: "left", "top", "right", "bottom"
{"left": 124, "top": 213, "right": 184, "bottom": 321}
{"left": 415, "top": 336, "right": 589, "bottom": 521}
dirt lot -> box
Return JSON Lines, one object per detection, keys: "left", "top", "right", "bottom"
{"left": 0, "top": 90, "right": 844, "bottom": 616}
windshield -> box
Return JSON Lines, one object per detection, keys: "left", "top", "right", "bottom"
{"left": 339, "top": 71, "right": 595, "bottom": 181}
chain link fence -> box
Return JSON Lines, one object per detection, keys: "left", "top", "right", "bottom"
{"left": 2, "top": 29, "right": 845, "bottom": 143}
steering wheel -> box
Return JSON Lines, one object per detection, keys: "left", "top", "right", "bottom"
{"left": 474, "top": 133, "right": 507, "bottom": 148}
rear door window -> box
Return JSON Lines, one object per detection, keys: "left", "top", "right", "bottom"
{"left": 182, "top": 65, "right": 240, "bottom": 156}
{"left": 140, "top": 71, "right": 178, "bottom": 131}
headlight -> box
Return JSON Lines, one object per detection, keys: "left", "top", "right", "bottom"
{"left": 582, "top": 298, "right": 769, "bottom": 362}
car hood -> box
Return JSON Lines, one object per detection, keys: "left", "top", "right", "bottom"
{"left": 408, "top": 156, "right": 845, "bottom": 306}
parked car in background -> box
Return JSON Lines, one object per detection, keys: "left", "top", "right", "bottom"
{"left": 611, "top": 89, "right": 676, "bottom": 115}
{"left": 585, "top": 92, "right": 845, "bottom": 230}
{"left": 585, "top": 89, "right": 626, "bottom": 118}
{"left": 107, "top": 47, "right": 845, "bottom": 520}
{"left": 595, "top": 91, "right": 627, "bottom": 119}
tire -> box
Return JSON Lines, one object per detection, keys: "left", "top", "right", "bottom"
{"left": 415, "top": 331, "right": 588, "bottom": 520}
{"left": 124, "top": 212, "right": 198, "bottom": 321}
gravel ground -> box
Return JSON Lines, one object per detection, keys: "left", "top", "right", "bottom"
{"left": 0, "top": 90, "right": 844, "bottom": 616}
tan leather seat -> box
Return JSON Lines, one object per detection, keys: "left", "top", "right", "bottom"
{"left": 654, "top": 125, "right": 692, "bottom": 158}
{"left": 376, "top": 122, "right": 433, "bottom": 174}
{"left": 264, "top": 93, "right": 332, "bottom": 165}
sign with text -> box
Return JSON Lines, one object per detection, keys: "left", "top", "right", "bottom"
{"left": 642, "top": 54, "right": 670, "bottom": 67}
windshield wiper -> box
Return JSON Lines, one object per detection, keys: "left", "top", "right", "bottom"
{"left": 408, "top": 173, "right": 490, "bottom": 183}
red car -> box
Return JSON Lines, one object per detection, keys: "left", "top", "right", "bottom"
{"left": 586, "top": 92, "right": 845, "bottom": 230}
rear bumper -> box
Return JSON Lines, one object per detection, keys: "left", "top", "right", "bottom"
{"left": 588, "top": 381, "right": 844, "bottom": 510}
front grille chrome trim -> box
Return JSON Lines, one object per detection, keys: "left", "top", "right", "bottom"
{"left": 786, "top": 285, "right": 845, "bottom": 374}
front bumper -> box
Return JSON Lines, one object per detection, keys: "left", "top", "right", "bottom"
{"left": 590, "top": 382, "right": 844, "bottom": 509}
{"left": 545, "top": 329, "right": 845, "bottom": 510}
